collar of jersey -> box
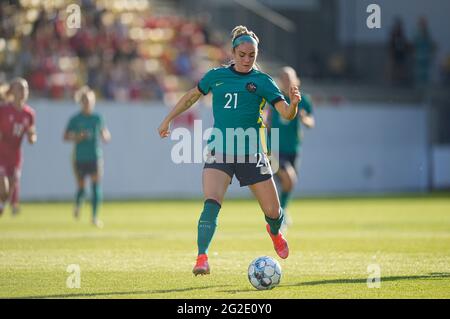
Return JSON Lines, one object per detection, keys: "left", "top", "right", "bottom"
{"left": 229, "top": 64, "right": 255, "bottom": 76}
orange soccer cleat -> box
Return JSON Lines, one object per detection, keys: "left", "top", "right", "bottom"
{"left": 266, "top": 224, "right": 289, "bottom": 259}
{"left": 192, "top": 254, "right": 210, "bottom": 276}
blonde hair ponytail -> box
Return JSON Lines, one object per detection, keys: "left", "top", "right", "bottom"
{"left": 228, "top": 25, "right": 261, "bottom": 70}
{"left": 231, "top": 25, "right": 259, "bottom": 46}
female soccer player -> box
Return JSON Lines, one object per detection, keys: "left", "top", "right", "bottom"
{"left": 0, "top": 78, "right": 37, "bottom": 216}
{"left": 64, "top": 86, "right": 111, "bottom": 227}
{"left": 158, "top": 25, "right": 301, "bottom": 275}
{"left": 268, "top": 67, "right": 315, "bottom": 228}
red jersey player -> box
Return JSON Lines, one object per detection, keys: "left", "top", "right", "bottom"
{"left": 0, "top": 78, "right": 37, "bottom": 216}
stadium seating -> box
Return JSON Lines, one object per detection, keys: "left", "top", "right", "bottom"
{"left": 0, "top": 0, "right": 229, "bottom": 101}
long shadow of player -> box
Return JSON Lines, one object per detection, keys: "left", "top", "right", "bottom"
{"left": 13, "top": 285, "right": 232, "bottom": 299}
{"left": 217, "top": 273, "right": 450, "bottom": 293}
{"left": 286, "top": 272, "right": 450, "bottom": 287}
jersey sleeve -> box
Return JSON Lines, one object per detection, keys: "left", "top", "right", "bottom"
{"left": 197, "top": 69, "right": 217, "bottom": 95}
{"left": 260, "top": 75, "right": 285, "bottom": 107}
{"left": 301, "top": 94, "right": 313, "bottom": 114}
{"left": 98, "top": 114, "right": 105, "bottom": 130}
{"left": 65, "top": 116, "right": 77, "bottom": 133}
{"left": 28, "top": 108, "right": 36, "bottom": 127}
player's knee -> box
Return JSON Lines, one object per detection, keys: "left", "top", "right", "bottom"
{"left": 281, "top": 176, "right": 293, "bottom": 192}
{"left": 0, "top": 191, "right": 8, "bottom": 202}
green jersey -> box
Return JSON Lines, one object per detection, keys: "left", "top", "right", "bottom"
{"left": 65, "top": 112, "right": 105, "bottom": 162}
{"left": 270, "top": 93, "right": 313, "bottom": 154}
{"left": 198, "top": 65, "right": 285, "bottom": 155}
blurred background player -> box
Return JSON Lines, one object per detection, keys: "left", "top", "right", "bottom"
{"left": 267, "top": 67, "right": 315, "bottom": 229}
{"left": 158, "top": 25, "right": 301, "bottom": 276}
{"left": 64, "top": 86, "right": 111, "bottom": 228}
{"left": 0, "top": 82, "right": 9, "bottom": 105}
{"left": 0, "top": 78, "right": 37, "bottom": 216}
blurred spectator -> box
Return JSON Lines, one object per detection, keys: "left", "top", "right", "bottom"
{"left": 388, "top": 17, "right": 411, "bottom": 86}
{"left": 194, "top": 13, "right": 212, "bottom": 45}
{"left": 306, "top": 51, "right": 324, "bottom": 80}
{"left": 0, "top": 1, "right": 228, "bottom": 103}
{"left": 327, "top": 53, "right": 347, "bottom": 79}
{"left": 413, "top": 17, "right": 436, "bottom": 87}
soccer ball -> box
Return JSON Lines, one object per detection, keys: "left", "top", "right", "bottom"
{"left": 248, "top": 256, "right": 282, "bottom": 290}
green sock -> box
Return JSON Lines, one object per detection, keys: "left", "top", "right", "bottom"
{"left": 76, "top": 188, "right": 85, "bottom": 207}
{"left": 265, "top": 208, "right": 284, "bottom": 235}
{"left": 91, "top": 183, "right": 102, "bottom": 219}
{"left": 197, "top": 199, "right": 221, "bottom": 255}
{"left": 280, "top": 191, "right": 291, "bottom": 210}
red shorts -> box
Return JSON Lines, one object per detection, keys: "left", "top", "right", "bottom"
{"left": 0, "top": 161, "right": 21, "bottom": 181}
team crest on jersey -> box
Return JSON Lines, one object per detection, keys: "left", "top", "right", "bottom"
{"left": 246, "top": 82, "right": 257, "bottom": 93}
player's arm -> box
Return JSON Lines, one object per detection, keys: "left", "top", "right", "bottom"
{"left": 101, "top": 127, "right": 111, "bottom": 143}
{"left": 27, "top": 125, "right": 37, "bottom": 144}
{"left": 300, "top": 109, "right": 315, "bottom": 128}
{"left": 273, "top": 86, "right": 301, "bottom": 120}
{"left": 64, "top": 130, "right": 87, "bottom": 143}
{"left": 158, "top": 87, "right": 202, "bottom": 138}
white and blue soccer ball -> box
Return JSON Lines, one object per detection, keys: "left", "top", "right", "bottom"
{"left": 248, "top": 256, "right": 282, "bottom": 290}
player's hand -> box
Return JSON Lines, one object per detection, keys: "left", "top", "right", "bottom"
{"left": 27, "top": 133, "right": 37, "bottom": 144}
{"left": 289, "top": 85, "right": 301, "bottom": 105}
{"left": 158, "top": 120, "right": 171, "bottom": 138}
{"left": 76, "top": 131, "right": 88, "bottom": 143}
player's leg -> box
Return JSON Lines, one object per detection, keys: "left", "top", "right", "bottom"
{"left": 199, "top": 168, "right": 231, "bottom": 254}
{"left": 90, "top": 161, "right": 103, "bottom": 228}
{"left": 277, "top": 162, "right": 297, "bottom": 226}
{"left": 9, "top": 168, "right": 22, "bottom": 215}
{"left": 0, "top": 173, "right": 9, "bottom": 216}
{"left": 276, "top": 155, "right": 298, "bottom": 209}
{"left": 249, "top": 177, "right": 282, "bottom": 228}
{"left": 249, "top": 178, "right": 289, "bottom": 259}
{"left": 10, "top": 182, "right": 20, "bottom": 215}
{"left": 73, "top": 162, "right": 86, "bottom": 219}
{"left": 193, "top": 167, "right": 232, "bottom": 275}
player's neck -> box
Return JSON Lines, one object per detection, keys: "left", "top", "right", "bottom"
{"left": 12, "top": 101, "right": 25, "bottom": 110}
{"left": 232, "top": 64, "right": 253, "bottom": 74}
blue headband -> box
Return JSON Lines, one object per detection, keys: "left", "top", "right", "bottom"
{"left": 232, "top": 35, "right": 258, "bottom": 49}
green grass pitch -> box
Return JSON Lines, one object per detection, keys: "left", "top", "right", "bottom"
{"left": 0, "top": 195, "right": 449, "bottom": 299}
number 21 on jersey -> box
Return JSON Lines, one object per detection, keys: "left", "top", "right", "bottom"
{"left": 224, "top": 93, "right": 238, "bottom": 109}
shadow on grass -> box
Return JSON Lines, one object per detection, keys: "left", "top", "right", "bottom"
{"left": 11, "top": 284, "right": 231, "bottom": 299}
{"left": 9, "top": 273, "right": 450, "bottom": 298}
{"left": 218, "top": 273, "right": 450, "bottom": 293}
{"left": 286, "top": 272, "right": 450, "bottom": 287}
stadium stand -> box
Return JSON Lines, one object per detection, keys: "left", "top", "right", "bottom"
{"left": 0, "top": 0, "right": 229, "bottom": 101}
